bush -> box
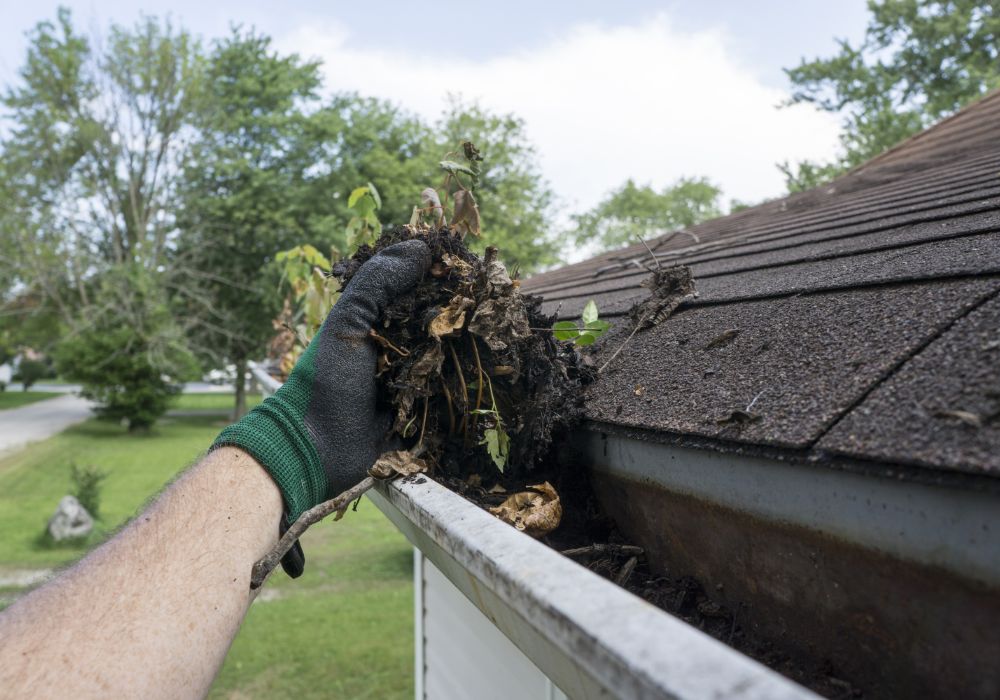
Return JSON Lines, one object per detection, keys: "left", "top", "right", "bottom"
{"left": 70, "top": 462, "right": 108, "bottom": 519}
{"left": 55, "top": 266, "right": 197, "bottom": 431}
{"left": 14, "top": 358, "right": 48, "bottom": 391}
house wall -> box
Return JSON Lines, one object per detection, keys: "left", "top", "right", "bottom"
{"left": 416, "top": 549, "right": 567, "bottom": 700}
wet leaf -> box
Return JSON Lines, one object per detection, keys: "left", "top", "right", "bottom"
{"left": 369, "top": 450, "right": 429, "bottom": 479}
{"left": 489, "top": 482, "right": 562, "bottom": 538}
{"left": 428, "top": 295, "right": 475, "bottom": 338}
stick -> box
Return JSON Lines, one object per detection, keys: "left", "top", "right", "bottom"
{"left": 615, "top": 556, "right": 638, "bottom": 587}
{"left": 448, "top": 342, "right": 469, "bottom": 438}
{"left": 250, "top": 477, "right": 375, "bottom": 589}
{"left": 562, "top": 544, "right": 644, "bottom": 558}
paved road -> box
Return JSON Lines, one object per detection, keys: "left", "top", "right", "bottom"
{"left": 0, "top": 394, "right": 94, "bottom": 455}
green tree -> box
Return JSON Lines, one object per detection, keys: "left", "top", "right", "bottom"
{"left": 782, "top": 0, "right": 1000, "bottom": 191}
{"left": 572, "top": 178, "right": 723, "bottom": 252}
{"left": 178, "top": 29, "right": 332, "bottom": 418}
{"left": 55, "top": 266, "right": 197, "bottom": 431}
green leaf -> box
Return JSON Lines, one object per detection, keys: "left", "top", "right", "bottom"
{"left": 582, "top": 300, "right": 599, "bottom": 324}
{"left": 552, "top": 321, "right": 580, "bottom": 341}
{"left": 366, "top": 181, "right": 381, "bottom": 209}
{"left": 481, "top": 426, "right": 510, "bottom": 471}
{"left": 440, "top": 160, "right": 476, "bottom": 177}
{"left": 575, "top": 332, "right": 597, "bottom": 346}
{"left": 348, "top": 186, "right": 369, "bottom": 208}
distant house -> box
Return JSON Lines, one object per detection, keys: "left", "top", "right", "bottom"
{"left": 370, "top": 91, "right": 1000, "bottom": 700}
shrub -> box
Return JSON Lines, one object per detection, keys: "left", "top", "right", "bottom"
{"left": 14, "top": 358, "right": 48, "bottom": 391}
{"left": 55, "top": 266, "right": 197, "bottom": 431}
{"left": 70, "top": 462, "right": 108, "bottom": 519}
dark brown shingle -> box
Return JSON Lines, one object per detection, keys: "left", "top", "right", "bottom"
{"left": 522, "top": 90, "right": 1000, "bottom": 475}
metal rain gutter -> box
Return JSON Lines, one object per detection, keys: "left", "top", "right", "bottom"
{"left": 250, "top": 361, "right": 816, "bottom": 697}
{"left": 369, "top": 477, "right": 818, "bottom": 700}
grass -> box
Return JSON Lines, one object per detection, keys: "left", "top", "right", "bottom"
{"left": 0, "top": 391, "right": 61, "bottom": 411}
{"left": 0, "top": 403, "right": 413, "bottom": 698}
{"left": 170, "top": 392, "right": 263, "bottom": 413}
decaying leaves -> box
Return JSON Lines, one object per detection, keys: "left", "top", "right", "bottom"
{"left": 369, "top": 450, "right": 429, "bottom": 479}
{"left": 451, "top": 189, "right": 481, "bottom": 238}
{"left": 489, "top": 481, "right": 562, "bottom": 538}
{"left": 421, "top": 188, "right": 445, "bottom": 227}
{"left": 429, "top": 295, "right": 475, "bottom": 338}
{"left": 630, "top": 265, "right": 695, "bottom": 330}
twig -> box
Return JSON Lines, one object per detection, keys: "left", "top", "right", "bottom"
{"left": 418, "top": 396, "right": 429, "bottom": 446}
{"left": 745, "top": 389, "right": 766, "bottom": 412}
{"left": 598, "top": 310, "right": 653, "bottom": 374}
{"left": 615, "top": 556, "right": 639, "bottom": 587}
{"left": 636, "top": 234, "right": 662, "bottom": 270}
{"left": 562, "top": 544, "right": 644, "bottom": 558}
{"left": 448, "top": 342, "right": 469, "bottom": 440}
{"left": 470, "top": 335, "right": 485, "bottom": 419}
{"left": 250, "top": 476, "right": 376, "bottom": 589}
{"left": 440, "top": 378, "right": 456, "bottom": 434}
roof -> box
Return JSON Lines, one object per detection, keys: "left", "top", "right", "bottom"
{"left": 522, "top": 90, "right": 1000, "bottom": 478}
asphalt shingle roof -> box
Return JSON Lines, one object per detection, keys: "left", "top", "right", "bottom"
{"left": 522, "top": 91, "right": 1000, "bottom": 476}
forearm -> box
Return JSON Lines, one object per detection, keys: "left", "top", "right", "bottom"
{"left": 0, "top": 447, "right": 282, "bottom": 699}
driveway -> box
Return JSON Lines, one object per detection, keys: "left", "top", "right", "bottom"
{"left": 0, "top": 394, "right": 94, "bottom": 455}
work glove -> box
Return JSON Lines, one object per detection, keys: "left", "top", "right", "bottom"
{"left": 214, "top": 239, "right": 431, "bottom": 577}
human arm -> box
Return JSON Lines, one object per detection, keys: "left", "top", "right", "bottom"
{"left": 0, "top": 239, "right": 431, "bottom": 698}
{"left": 0, "top": 447, "right": 282, "bottom": 698}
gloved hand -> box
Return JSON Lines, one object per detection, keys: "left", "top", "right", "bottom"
{"left": 214, "top": 239, "right": 431, "bottom": 576}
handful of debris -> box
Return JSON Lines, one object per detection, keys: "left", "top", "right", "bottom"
{"left": 334, "top": 225, "right": 591, "bottom": 484}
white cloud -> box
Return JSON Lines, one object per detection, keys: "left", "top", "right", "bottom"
{"left": 277, "top": 14, "right": 841, "bottom": 216}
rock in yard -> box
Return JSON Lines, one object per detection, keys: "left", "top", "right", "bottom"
{"left": 47, "top": 495, "right": 94, "bottom": 541}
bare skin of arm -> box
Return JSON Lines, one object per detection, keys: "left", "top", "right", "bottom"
{"left": 0, "top": 446, "right": 282, "bottom": 699}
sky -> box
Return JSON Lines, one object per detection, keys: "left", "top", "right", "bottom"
{"left": 0, "top": 1, "right": 871, "bottom": 219}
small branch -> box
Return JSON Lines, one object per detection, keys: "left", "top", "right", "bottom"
{"left": 448, "top": 343, "right": 469, "bottom": 439}
{"left": 470, "top": 335, "right": 485, "bottom": 421}
{"left": 615, "top": 556, "right": 639, "bottom": 587}
{"left": 250, "top": 477, "right": 376, "bottom": 590}
{"left": 562, "top": 544, "right": 644, "bottom": 558}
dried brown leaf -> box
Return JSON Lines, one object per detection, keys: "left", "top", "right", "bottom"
{"left": 452, "top": 189, "right": 481, "bottom": 237}
{"left": 488, "top": 481, "right": 562, "bottom": 538}
{"left": 421, "top": 188, "right": 445, "bottom": 227}
{"left": 369, "top": 450, "right": 429, "bottom": 479}
{"left": 428, "top": 295, "right": 475, "bottom": 338}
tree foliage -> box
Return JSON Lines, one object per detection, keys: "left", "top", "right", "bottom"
{"left": 54, "top": 266, "right": 196, "bottom": 431}
{"left": 572, "top": 177, "right": 723, "bottom": 252}
{"left": 782, "top": 0, "right": 1000, "bottom": 191}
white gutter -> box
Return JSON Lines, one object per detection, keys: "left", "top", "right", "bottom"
{"left": 369, "top": 477, "right": 817, "bottom": 700}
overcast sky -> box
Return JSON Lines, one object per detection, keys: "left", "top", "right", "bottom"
{"left": 1, "top": 1, "right": 870, "bottom": 217}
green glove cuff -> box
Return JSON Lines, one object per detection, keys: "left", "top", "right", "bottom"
{"left": 212, "top": 343, "right": 329, "bottom": 522}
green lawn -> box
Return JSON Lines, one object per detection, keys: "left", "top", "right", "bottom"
{"left": 0, "top": 391, "right": 60, "bottom": 411}
{"left": 0, "top": 407, "right": 413, "bottom": 699}
{"left": 170, "top": 392, "right": 263, "bottom": 413}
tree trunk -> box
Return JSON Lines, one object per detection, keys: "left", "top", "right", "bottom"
{"left": 234, "top": 357, "right": 248, "bottom": 420}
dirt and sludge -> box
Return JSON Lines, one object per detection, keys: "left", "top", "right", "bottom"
{"left": 338, "top": 226, "right": 860, "bottom": 698}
